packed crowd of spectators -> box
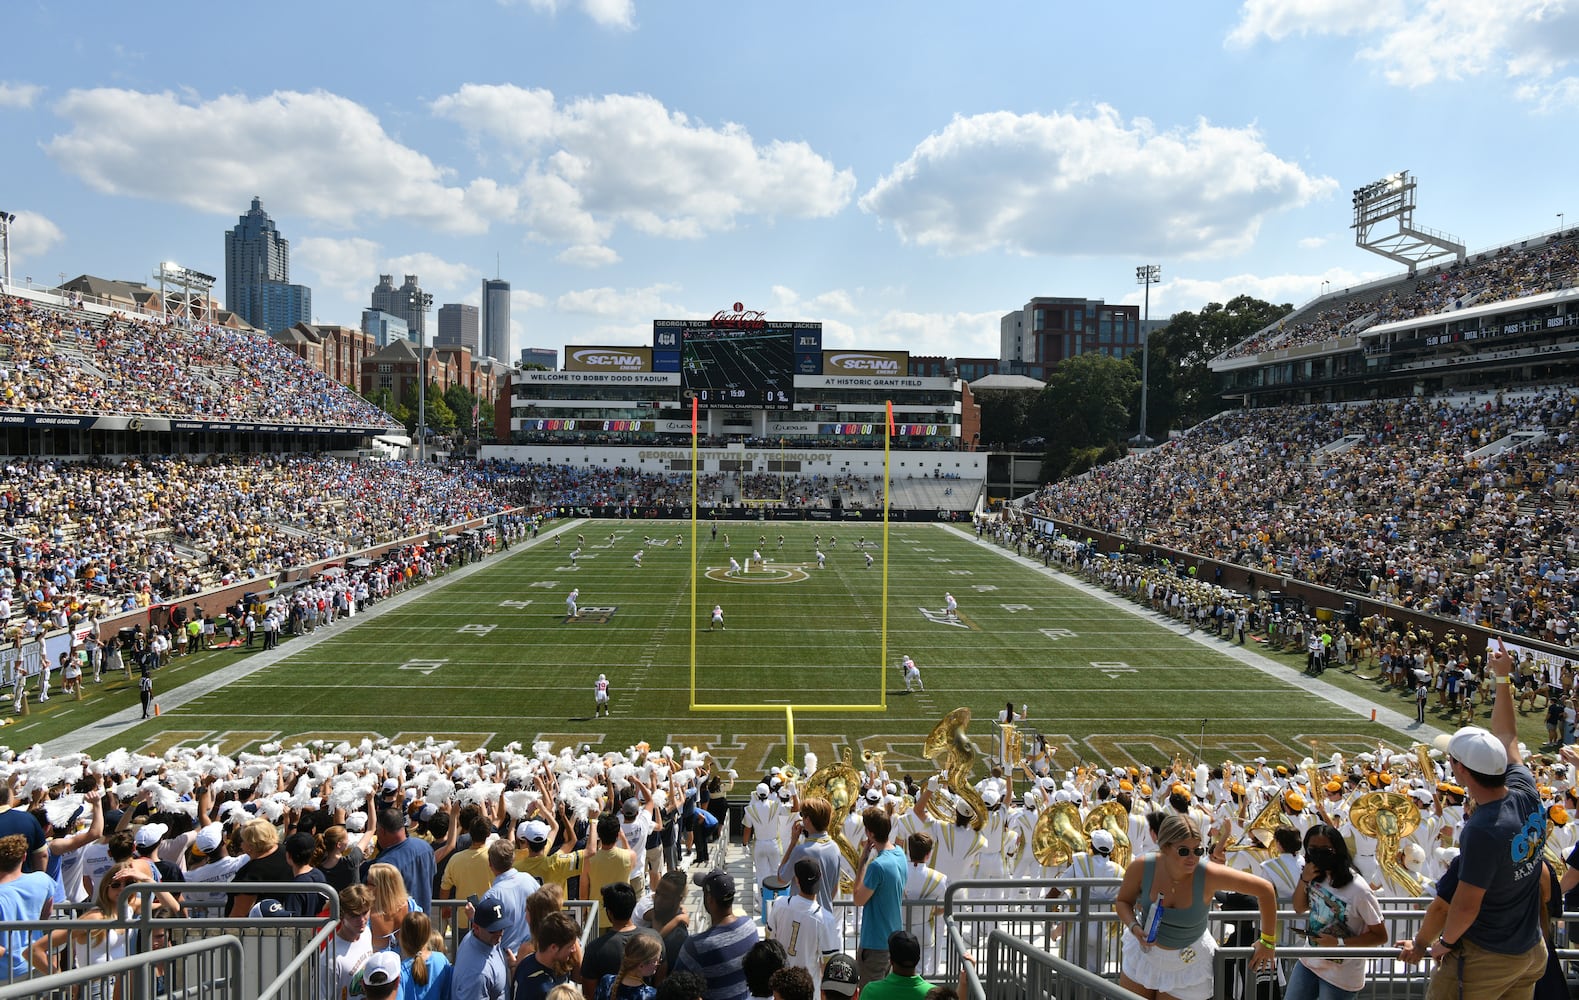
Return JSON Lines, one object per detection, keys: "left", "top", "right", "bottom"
{"left": 1030, "top": 388, "right": 1579, "bottom": 641}
{"left": 0, "top": 296, "right": 395, "bottom": 427}
{"left": 0, "top": 456, "right": 534, "bottom": 631}
{"left": 1217, "top": 236, "right": 1579, "bottom": 360}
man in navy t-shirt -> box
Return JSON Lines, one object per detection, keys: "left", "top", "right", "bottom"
{"left": 1425, "top": 640, "right": 1547, "bottom": 1000}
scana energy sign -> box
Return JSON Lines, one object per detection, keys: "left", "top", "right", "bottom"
{"left": 565, "top": 347, "right": 653, "bottom": 372}
{"left": 822, "top": 350, "right": 908, "bottom": 376}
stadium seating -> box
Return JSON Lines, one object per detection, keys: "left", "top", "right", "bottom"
{"left": 0, "top": 295, "right": 394, "bottom": 427}
{"left": 1029, "top": 387, "right": 1579, "bottom": 640}
{"left": 0, "top": 456, "right": 534, "bottom": 628}
{"left": 1217, "top": 235, "right": 1579, "bottom": 361}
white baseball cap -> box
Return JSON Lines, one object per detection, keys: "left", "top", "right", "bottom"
{"left": 1089, "top": 829, "right": 1116, "bottom": 853}
{"left": 194, "top": 823, "right": 224, "bottom": 855}
{"left": 1440, "top": 726, "right": 1508, "bottom": 776}
{"left": 134, "top": 823, "right": 168, "bottom": 849}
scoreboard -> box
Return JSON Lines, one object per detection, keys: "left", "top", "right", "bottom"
{"left": 654, "top": 312, "right": 822, "bottom": 408}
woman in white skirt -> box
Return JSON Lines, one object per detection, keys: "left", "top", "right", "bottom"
{"left": 1114, "top": 813, "right": 1278, "bottom": 1000}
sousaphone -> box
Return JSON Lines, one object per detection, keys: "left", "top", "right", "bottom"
{"left": 1350, "top": 791, "right": 1423, "bottom": 896}
{"left": 802, "top": 749, "right": 864, "bottom": 892}
{"left": 923, "top": 708, "right": 987, "bottom": 831}
{"left": 1083, "top": 800, "right": 1133, "bottom": 869}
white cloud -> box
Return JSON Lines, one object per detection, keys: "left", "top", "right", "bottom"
{"left": 512, "top": 0, "right": 636, "bottom": 29}
{"left": 1227, "top": 0, "right": 1579, "bottom": 108}
{"left": 554, "top": 282, "right": 687, "bottom": 319}
{"left": 296, "top": 237, "right": 382, "bottom": 301}
{"left": 557, "top": 244, "right": 621, "bottom": 267}
{"left": 1225, "top": 0, "right": 1404, "bottom": 47}
{"left": 859, "top": 105, "right": 1335, "bottom": 259}
{"left": 46, "top": 88, "right": 500, "bottom": 234}
{"left": 1298, "top": 235, "right": 1331, "bottom": 249}
{"left": 384, "top": 253, "right": 476, "bottom": 293}
{"left": 433, "top": 85, "right": 855, "bottom": 258}
{"left": 768, "top": 284, "right": 861, "bottom": 317}
{"left": 1117, "top": 266, "right": 1390, "bottom": 315}
{"left": 297, "top": 238, "right": 477, "bottom": 308}
{"left": 858, "top": 308, "right": 1002, "bottom": 358}
{"left": 0, "top": 82, "right": 42, "bottom": 109}
{"left": 8, "top": 211, "right": 64, "bottom": 260}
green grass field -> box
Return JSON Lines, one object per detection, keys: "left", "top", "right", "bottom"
{"left": 19, "top": 517, "right": 1514, "bottom": 779}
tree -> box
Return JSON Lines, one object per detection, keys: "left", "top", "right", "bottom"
{"left": 973, "top": 389, "right": 1037, "bottom": 449}
{"left": 443, "top": 384, "right": 478, "bottom": 431}
{"left": 1140, "top": 295, "right": 1293, "bottom": 430}
{"left": 363, "top": 387, "right": 396, "bottom": 415}
{"left": 423, "top": 382, "right": 457, "bottom": 434}
{"left": 1036, "top": 353, "right": 1139, "bottom": 481}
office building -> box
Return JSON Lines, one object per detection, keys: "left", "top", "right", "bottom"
{"left": 225, "top": 196, "right": 312, "bottom": 334}
{"left": 519, "top": 346, "right": 557, "bottom": 370}
{"left": 436, "top": 303, "right": 480, "bottom": 352}
{"left": 370, "top": 274, "right": 431, "bottom": 338}
{"left": 482, "top": 278, "right": 511, "bottom": 361}
{"left": 361, "top": 309, "right": 409, "bottom": 348}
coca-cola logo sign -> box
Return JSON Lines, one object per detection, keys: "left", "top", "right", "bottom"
{"left": 710, "top": 301, "right": 767, "bottom": 330}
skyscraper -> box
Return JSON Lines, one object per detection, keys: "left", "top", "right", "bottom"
{"left": 436, "top": 303, "right": 480, "bottom": 352}
{"left": 370, "top": 274, "right": 431, "bottom": 338}
{"left": 224, "top": 196, "right": 311, "bottom": 334}
{"left": 481, "top": 278, "right": 511, "bottom": 361}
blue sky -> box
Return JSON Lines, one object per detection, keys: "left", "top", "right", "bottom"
{"left": 2, "top": 0, "right": 1575, "bottom": 362}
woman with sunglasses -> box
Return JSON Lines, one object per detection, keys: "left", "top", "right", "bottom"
{"left": 1114, "top": 814, "right": 1278, "bottom": 1000}
{"left": 1286, "top": 823, "right": 1387, "bottom": 1000}
{"left": 28, "top": 859, "right": 140, "bottom": 994}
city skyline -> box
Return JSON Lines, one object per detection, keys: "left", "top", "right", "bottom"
{"left": 1, "top": 2, "right": 1574, "bottom": 363}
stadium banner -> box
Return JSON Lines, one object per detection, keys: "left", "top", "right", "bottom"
{"left": 0, "top": 639, "right": 43, "bottom": 685}
{"left": 797, "top": 374, "right": 946, "bottom": 390}
{"left": 517, "top": 371, "right": 681, "bottom": 386}
{"left": 821, "top": 350, "right": 909, "bottom": 376}
{"left": 564, "top": 346, "right": 653, "bottom": 373}
{"left": 0, "top": 413, "right": 389, "bottom": 434}
{"left": 520, "top": 419, "right": 653, "bottom": 432}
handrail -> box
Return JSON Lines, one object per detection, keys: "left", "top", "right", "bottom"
{"left": 256, "top": 920, "right": 345, "bottom": 1000}
{"left": 946, "top": 919, "right": 986, "bottom": 1000}
{"left": 982, "top": 926, "right": 1146, "bottom": 1000}
{"left": 0, "top": 934, "right": 243, "bottom": 999}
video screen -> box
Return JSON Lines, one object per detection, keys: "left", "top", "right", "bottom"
{"left": 681, "top": 328, "right": 794, "bottom": 408}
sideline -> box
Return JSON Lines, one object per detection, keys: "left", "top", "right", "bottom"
{"left": 938, "top": 523, "right": 1444, "bottom": 745}
{"left": 42, "top": 520, "right": 587, "bottom": 757}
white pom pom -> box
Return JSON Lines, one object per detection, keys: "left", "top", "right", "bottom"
{"left": 426, "top": 777, "right": 456, "bottom": 806}
{"left": 503, "top": 790, "right": 540, "bottom": 820}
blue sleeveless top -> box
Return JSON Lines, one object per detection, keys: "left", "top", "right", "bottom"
{"left": 1138, "top": 854, "right": 1210, "bottom": 948}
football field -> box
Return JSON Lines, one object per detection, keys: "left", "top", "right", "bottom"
{"left": 42, "top": 518, "right": 1461, "bottom": 777}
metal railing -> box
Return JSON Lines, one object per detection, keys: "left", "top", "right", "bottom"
{"left": 978, "top": 925, "right": 1145, "bottom": 1000}
{"left": 125, "top": 881, "right": 339, "bottom": 1000}
{"left": 0, "top": 933, "right": 244, "bottom": 1000}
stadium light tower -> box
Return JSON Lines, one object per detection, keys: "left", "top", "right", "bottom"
{"left": 1350, "top": 170, "right": 1464, "bottom": 274}
{"left": 1131, "top": 264, "right": 1160, "bottom": 448}
{"left": 0, "top": 211, "right": 14, "bottom": 290}
{"left": 409, "top": 288, "right": 433, "bottom": 462}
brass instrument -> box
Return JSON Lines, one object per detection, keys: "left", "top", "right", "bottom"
{"left": 1226, "top": 794, "right": 1290, "bottom": 862}
{"left": 802, "top": 749, "right": 864, "bottom": 894}
{"left": 923, "top": 708, "right": 987, "bottom": 831}
{"left": 1412, "top": 743, "right": 1435, "bottom": 785}
{"left": 1001, "top": 723, "right": 1023, "bottom": 801}
{"left": 1083, "top": 799, "right": 1132, "bottom": 869}
{"left": 1032, "top": 800, "right": 1088, "bottom": 869}
{"left": 1350, "top": 791, "right": 1423, "bottom": 896}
